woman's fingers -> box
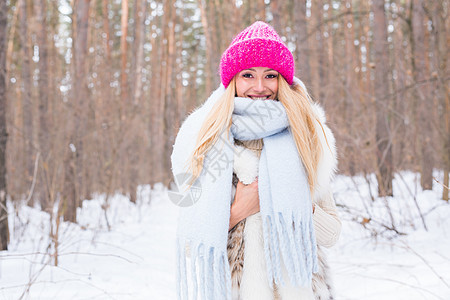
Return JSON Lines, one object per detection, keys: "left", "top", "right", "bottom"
{"left": 236, "top": 179, "right": 260, "bottom": 216}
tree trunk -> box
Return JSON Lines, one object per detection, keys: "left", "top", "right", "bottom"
{"left": 256, "top": 0, "right": 265, "bottom": 21}
{"left": 128, "top": 0, "right": 147, "bottom": 203}
{"left": 199, "top": 0, "right": 212, "bottom": 94}
{"left": 392, "top": 11, "right": 408, "bottom": 170}
{"left": 34, "top": 0, "right": 50, "bottom": 211}
{"left": 102, "top": 0, "right": 111, "bottom": 60}
{"left": 207, "top": 1, "right": 220, "bottom": 88}
{"left": 293, "top": 0, "right": 311, "bottom": 88}
{"left": 120, "top": 0, "right": 129, "bottom": 117}
{"left": 163, "top": 0, "right": 176, "bottom": 184}
{"left": 75, "top": 0, "right": 91, "bottom": 201}
{"left": 310, "top": 0, "right": 325, "bottom": 101}
{"left": 133, "top": 0, "right": 145, "bottom": 106}
{"left": 151, "top": 0, "right": 170, "bottom": 184}
{"left": 63, "top": 0, "right": 91, "bottom": 222}
{"left": 175, "top": 19, "right": 184, "bottom": 130}
{"left": 5, "top": 0, "right": 18, "bottom": 85}
{"left": 431, "top": 0, "right": 449, "bottom": 199}
{"left": 0, "top": 0, "right": 9, "bottom": 250}
{"left": 343, "top": 0, "right": 357, "bottom": 175}
{"left": 101, "top": 0, "right": 112, "bottom": 123}
{"left": 269, "top": 0, "right": 281, "bottom": 33}
{"left": 19, "top": 0, "right": 34, "bottom": 192}
{"left": 372, "top": 0, "right": 393, "bottom": 196}
{"left": 149, "top": 24, "right": 160, "bottom": 184}
{"left": 412, "top": 0, "right": 433, "bottom": 190}
{"left": 229, "top": 0, "right": 242, "bottom": 38}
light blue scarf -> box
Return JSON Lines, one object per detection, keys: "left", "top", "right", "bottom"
{"left": 171, "top": 86, "right": 318, "bottom": 300}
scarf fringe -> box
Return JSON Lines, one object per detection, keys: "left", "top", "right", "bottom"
{"left": 177, "top": 238, "right": 232, "bottom": 300}
{"left": 262, "top": 212, "right": 318, "bottom": 289}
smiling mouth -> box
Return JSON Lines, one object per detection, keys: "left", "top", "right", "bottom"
{"left": 249, "top": 95, "right": 270, "bottom": 100}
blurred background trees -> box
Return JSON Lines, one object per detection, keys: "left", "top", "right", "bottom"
{"left": 0, "top": 0, "right": 448, "bottom": 234}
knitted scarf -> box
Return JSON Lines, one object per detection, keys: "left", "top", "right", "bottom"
{"left": 171, "top": 86, "right": 318, "bottom": 300}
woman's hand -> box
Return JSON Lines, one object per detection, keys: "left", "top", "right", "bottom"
{"left": 229, "top": 179, "right": 260, "bottom": 231}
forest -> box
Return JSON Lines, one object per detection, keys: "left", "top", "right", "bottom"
{"left": 0, "top": 0, "right": 448, "bottom": 251}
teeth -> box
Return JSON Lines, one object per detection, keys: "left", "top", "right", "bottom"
{"left": 252, "top": 97, "right": 267, "bottom": 100}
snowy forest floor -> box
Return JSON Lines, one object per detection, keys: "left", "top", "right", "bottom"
{"left": 1, "top": 171, "right": 450, "bottom": 300}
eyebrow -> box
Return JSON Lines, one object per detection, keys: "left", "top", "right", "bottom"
{"left": 245, "top": 68, "right": 277, "bottom": 72}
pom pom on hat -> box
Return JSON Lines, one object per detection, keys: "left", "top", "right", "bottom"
{"left": 220, "top": 21, "right": 295, "bottom": 88}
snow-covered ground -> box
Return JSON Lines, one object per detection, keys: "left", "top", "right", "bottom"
{"left": 328, "top": 172, "right": 450, "bottom": 300}
{"left": 1, "top": 172, "right": 449, "bottom": 300}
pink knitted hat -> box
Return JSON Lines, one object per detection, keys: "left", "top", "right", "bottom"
{"left": 220, "top": 21, "right": 294, "bottom": 88}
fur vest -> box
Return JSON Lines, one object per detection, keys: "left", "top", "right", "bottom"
{"left": 227, "top": 102, "right": 337, "bottom": 300}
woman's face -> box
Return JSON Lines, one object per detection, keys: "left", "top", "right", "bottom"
{"left": 235, "top": 67, "right": 279, "bottom": 100}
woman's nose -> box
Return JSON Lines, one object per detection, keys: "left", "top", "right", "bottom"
{"left": 254, "top": 78, "right": 265, "bottom": 92}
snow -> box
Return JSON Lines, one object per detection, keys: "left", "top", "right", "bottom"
{"left": 328, "top": 172, "right": 450, "bottom": 300}
{"left": 1, "top": 172, "right": 449, "bottom": 299}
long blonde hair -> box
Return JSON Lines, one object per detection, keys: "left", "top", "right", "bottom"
{"left": 188, "top": 76, "right": 322, "bottom": 192}
{"left": 188, "top": 77, "right": 237, "bottom": 181}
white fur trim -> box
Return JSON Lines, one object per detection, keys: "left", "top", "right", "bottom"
{"left": 233, "top": 145, "right": 259, "bottom": 185}
{"left": 233, "top": 146, "right": 273, "bottom": 299}
{"left": 311, "top": 102, "right": 338, "bottom": 203}
{"left": 240, "top": 213, "right": 274, "bottom": 300}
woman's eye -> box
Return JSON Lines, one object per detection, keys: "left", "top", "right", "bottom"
{"left": 266, "top": 74, "right": 278, "bottom": 79}
{"left": 242, "top": 73, "right": 253, "bottom": 78}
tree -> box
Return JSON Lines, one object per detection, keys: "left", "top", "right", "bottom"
{"left": 63, "top": 0, "right": 91, "bottom": 222}
{"left": 120, "top": 0, "right": 129, "bottom": 117}
{"left": 310, "top": 0, "right": 327, "bottom": 101}
{"left": 199, "top": 0, "right": 213, "bottom": 94}
{"left": 412, "top": 0, "right": 433, "bottom": 190}
{"left": 0, "top": 0, "right": 8, "bottom": 250}
{"left": 430, "top": 0, "right": 449, "bottom": 200}
{"left": 372, "top": 0, "right": 393, "bottom": 196}
{"left": 18, "top": 0, "right": 34, "bottom": 190}
{"left": 293, "top": 0, "right": 311, "bottom": 89}
{"left": 2, "top": 0, "right": 447, "bottom": 221}
{"left": 128, "top": 0, "right": 147, "bottom": 203}
{"left": 34, "top": 0, "right": 50, "bottom": 210}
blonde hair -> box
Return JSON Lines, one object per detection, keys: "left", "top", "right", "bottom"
{"left": 188, "top": 77, "right": 237, "bottom": 181}
{"left": 188, "top": 76, "right": 322, "bottom": 192}
{"left": 277, "top": 77, "right": 322, "bottom": 191}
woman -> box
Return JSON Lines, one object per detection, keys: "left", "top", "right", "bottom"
{"left": 171, "top": 21, "right": 341, "bottom": 300}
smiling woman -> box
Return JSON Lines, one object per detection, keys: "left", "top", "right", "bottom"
{"left": 235, "top": 67, "right": 279, "bottom": 100}
{"left": 171, "top": 21, "right": 340, "bottom": 300}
